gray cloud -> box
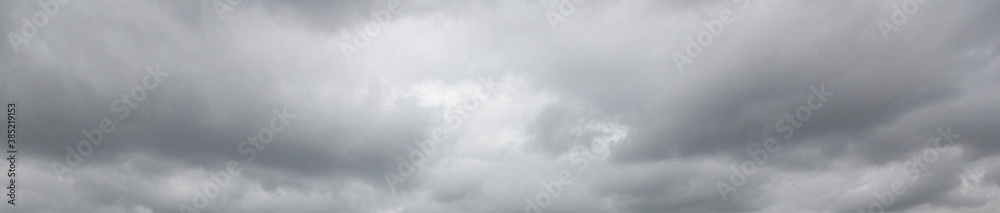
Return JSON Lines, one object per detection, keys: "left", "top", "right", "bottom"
{"left": 1, "top": 0, "right": 999, "bottom": 212}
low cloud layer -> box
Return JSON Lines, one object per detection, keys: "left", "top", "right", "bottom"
{"left": 1, "top": 0, "right": 998, "bottom": 212}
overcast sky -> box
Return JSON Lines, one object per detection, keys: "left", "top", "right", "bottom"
{"left": 1, "top": 0, "right": 999, "bottom": 212}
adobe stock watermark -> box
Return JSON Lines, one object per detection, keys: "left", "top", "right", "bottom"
{"left": 544, "top": 0, "right": 588, "bottom": 30}
{"left": 50, "top": 65, "right": 169, "bottom": 186}
{"left": 6, "top": 0, "right": 72, "bottom": 53}
{"left": 857, "top": 126, "right": 961, "bottom": 213}
{"left": 671, "top": 0, "right": 752, "bottom": 74}
{"left": 384, "top": 74, "right": 503, "bottom": 194}
{"left": 212, "top": 0, "right": 244, "bottom": 21}
{"left": 716, "top": 84, "right": 834, "bottom": 203}
{"left": 177, "top": 106, "right": 295, "bottom": 213}
{"left": 525, "top": 119, "right": 629, "bottom": 213}
{"left": 340, "top": 0, "right": 404, "bottom": 62}
{"left": 875, "top": 0, "right": 932, "bottom": 41}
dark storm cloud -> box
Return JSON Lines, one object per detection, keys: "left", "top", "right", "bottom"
{"left": 1, "top": 0, "right": 998, "bottom": 213}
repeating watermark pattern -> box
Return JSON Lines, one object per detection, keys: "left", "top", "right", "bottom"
{"left": 5, "top": 0, "right": 72, "bottom": 53}
{"left": 672, "top": 0, "right": 753, "bottom": 74}
{"left": 212, "top": 0, "right": 244, "bottom": 21}
{"left": 384, "top": 74, "right": 504, "bottom": 194}
{"left": 856, "top": 126, "right": 961, "bottom": 213}
{"left": 525, "top": 119, "right": 628, "bottom": 213}
{"left": 875, "top": 0, "right": 932, "bottom": 41}
{"left": 6, "top": 103, "right": 15, "bottom": 205}
{"left": 544, "top": 0, "right": 588, "bottom": 30}
{"left": 716, "top": 84, "right": 833, "bottom": 203}
{"left": 177, "top": 106, "right": 295, "bottom": 213}
{"left": 50, "top": 65, "right": 169, "bottom": 185}
{"left": 340, "top": 0, "right": 404, "bottom": 63}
